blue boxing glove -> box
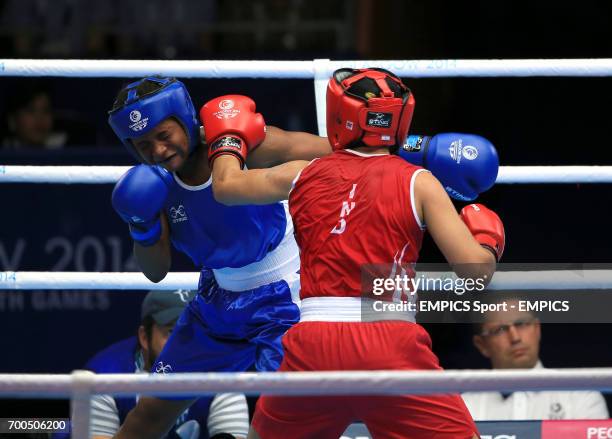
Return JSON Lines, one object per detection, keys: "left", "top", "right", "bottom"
{"left": 112, "top": 165, "right": 169, "bottom": 246}
{"left": 397, "top": 133, "right": 499, "bottom": 201}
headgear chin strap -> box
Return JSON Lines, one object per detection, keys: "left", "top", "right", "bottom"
{"left": 326, "top": 68, "right": 415, "bottom": 151}
{"left": 108, "top": 77, "right": 200, "bottom": 162}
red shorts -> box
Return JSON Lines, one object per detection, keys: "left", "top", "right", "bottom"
{"left": 252, "top": 321, "right": 477, "bottom": 439}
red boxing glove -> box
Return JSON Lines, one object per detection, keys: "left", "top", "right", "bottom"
{"left": 460, "top": 203, "right": 505, "bottom": 261}
{"left": 200, "top": 95, "right": 266, "bottom": 168}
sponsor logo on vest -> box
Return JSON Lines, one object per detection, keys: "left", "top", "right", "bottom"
{"left": 154, "top": 361, "right": 173, "bottom": 374}
{"left": 169, "top": 205, "right": 188, "bottom": 223}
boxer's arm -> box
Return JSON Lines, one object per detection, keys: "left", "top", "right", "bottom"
{"left": 414, "top": 171, "right": 496, "bottom": 281}
{"left": 133, "top": 213, "right": 172, "bottom": 283}
{"left": 246, "top": 126, "right": 331, "bottom": 168}
{"left": 212, "top": 155, "right": 308, "bottom": 205}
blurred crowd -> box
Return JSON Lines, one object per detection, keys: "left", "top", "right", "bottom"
{"left": 0, "top": 0, "right": 357, "bottom": 151}
{"left": 0, "top": 0, "right": 354, "bottom": 59}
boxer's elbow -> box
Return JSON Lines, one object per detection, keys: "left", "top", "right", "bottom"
{"left": 212, "top": 178, "right": 241, "bottom": 206}
{"left": 134, "top": 239, "right": 171, "bottom": 283}
{"left": 211, "top": 166, "right": 244, "bottom": 206}
{"left": 452, "top": 248, "right": 496, "bottom": 287}
{"left": 143, "top": 269, "right": 167, "bottom": 284}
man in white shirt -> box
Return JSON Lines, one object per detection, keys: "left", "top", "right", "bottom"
{"left": 462, "top": 299, "right": 609, "bottom": 420}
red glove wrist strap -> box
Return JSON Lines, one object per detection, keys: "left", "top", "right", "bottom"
{"left": 208, "top": 135, "right": 246, "bottom": 168}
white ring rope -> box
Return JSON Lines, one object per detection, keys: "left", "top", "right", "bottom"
{"left": 1, "top": 368, "right": 612, "bottom": 398}
{"left": 0, "top": 271, "right": 200, "bottom": 290}
{"left": 2, "top": 59, "right": 612, "bottom": 78}
{"left": 2, "top": 166, "right": 612, "bottom": 184}
{"left": 2, "top": 270, "right": 612, "bottom": 290}
{"left": 0, "top": 166, "right": 128, "bottom": 184}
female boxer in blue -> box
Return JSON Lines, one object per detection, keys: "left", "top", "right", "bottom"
{"left": 108, "top": 77, "right": 335, "bottom": 438}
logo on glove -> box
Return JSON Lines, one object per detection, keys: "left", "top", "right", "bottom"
{"left": 210, "top": 136, "right": 242, "bottom": 153}
{"left": 449, "top": 140, "right": 479, "bottom": 164}
{"left": 403, "top": 135, "right": 423, "bottom": 152}
{"left": 213, "top": 101, "right": 240, "bottom": 120}
{"left": 218, "top": 99, "right": 234, "bottom": 110}
{"left": 462, "top": 145, "right": 479, "bottom": 160}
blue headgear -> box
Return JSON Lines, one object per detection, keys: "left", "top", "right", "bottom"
{"left": 108, "top": 77, "right": 200, "bottom": 161}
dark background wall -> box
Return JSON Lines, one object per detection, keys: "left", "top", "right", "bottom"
{"left": 1, "top": 0, "right": 611, "bottom": 419}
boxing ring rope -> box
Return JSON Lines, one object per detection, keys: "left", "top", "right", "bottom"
{"left": 2, "top": 58, "right": 612, "bottom": 78}
{"left": 2, "top": 368, "right": 612, "bottom": 398}
{"left": 3, "top": 165, "right": 612, "bottom": 184}
{"left": 2, "top": 368, "right": 612, "bottom": 438}
{"left": 6, "top": 58, "right": 609, "bottom": 136}
{"left": 2, "top": 270, "right": 612, "bottom": 290}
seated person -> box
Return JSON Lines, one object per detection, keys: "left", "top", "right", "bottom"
{"left": 1, "top": 81, "right": 67, "bottom": 150}
{"left": 86, "top": 289, "right": 249, "bottom": 439}
{"left": 462, "top": 298, "right": 609, "bottom": 420}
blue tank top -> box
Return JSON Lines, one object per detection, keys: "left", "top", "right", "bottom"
{"left": 86, "top": 337, "right": 212, "bottom": 439}
{"left": 153, "top": 166, "right": 287, "bottom": 269}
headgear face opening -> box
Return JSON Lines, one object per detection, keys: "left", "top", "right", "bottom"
{"left": 108, "top": 77, "right": 200, "bottom": 162}
{"left": 326, "top": 68, "right": 415, "bottom": 151}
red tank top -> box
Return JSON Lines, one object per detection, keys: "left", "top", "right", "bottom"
{"left": 289, "top": 149, "right": 426, "bottom": 299}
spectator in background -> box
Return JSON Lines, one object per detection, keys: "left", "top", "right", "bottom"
{"left": 462, "top": 298, "right": 609, "bottom": 420}
{"left": 1, "top": 81, "right": 67, "bottom": 150}
{"left": 86, "top": 289, "right": 249, "bottom": 439}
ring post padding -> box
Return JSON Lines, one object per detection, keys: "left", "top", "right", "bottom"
{"left": 70, "top": 370, "right": 95, "bottom": 439}
{"left": 313, "top": 58, "right": 332, "bottom": 137}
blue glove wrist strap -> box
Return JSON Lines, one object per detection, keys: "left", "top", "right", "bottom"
{"left": 129, "top": 219, "right": 162, "bottom": 247}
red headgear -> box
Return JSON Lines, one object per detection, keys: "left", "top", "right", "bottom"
{"left": 326, "top": 68, "right": 415, "bottom": 151}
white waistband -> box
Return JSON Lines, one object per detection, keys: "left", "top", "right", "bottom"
{"left": 299, "top": 297, "right": 417, "bottom": 323}
{"left": 212, "top": 202, "right": 300, "bottom": 291}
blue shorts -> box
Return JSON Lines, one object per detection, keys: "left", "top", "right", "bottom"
{"left": 153, "top": 269, "right": 300, "bottom": 378}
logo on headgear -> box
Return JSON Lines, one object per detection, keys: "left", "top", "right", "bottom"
{"left": 128, "top": 110, "right": 149, "bottom": 132}
{"left": 219, "top": 99, "right": 234, "bottom": 110}
{"left": 366, "top": 112, "right": 393, "bottom": 128}
{"left": 129, "top": 110, "right": 142, "bottom": 123}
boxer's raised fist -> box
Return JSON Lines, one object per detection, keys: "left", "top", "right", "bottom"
{"left": 200, "top": 95, "right": 266, "bottom": 168}
{"left": 112, "top": 165, "right": 169, "bottom": 246}
{"left": 398, "top": 133, "right": 499, "bottom": 201}
{"left": 460, "top": 203, "right": 505, "bottom": 261}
